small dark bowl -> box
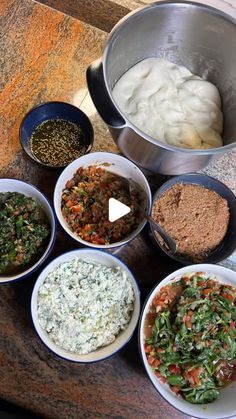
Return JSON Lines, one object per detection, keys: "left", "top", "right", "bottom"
{"left": 19, "top": 101, "right": 93, "bottom": 169}
{"left": 150, "top": 173, "right": 236, "bottom": 265}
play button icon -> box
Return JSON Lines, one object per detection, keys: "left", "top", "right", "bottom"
{"left": 108, "top": 198, "right": 131, "bottom": 222}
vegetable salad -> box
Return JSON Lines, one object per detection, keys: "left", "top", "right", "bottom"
{"left": 0, "top": 192, "right": 50, "bottom": 274}
{"left": 144, "top": 272, "right": 236, "bottom": 404}
{"left": 61, "top": 166, "right": 141, "bottom": 245}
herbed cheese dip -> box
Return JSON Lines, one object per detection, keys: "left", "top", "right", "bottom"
{"left": 37, "top": 258, "right": 134, "bottom": 354}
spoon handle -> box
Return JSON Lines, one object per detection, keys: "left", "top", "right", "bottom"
{"left": 146, "top": 215, "right": 177, "bottom": 254}
{"left": 123, "top": 176, "right": 177, "bottom": 254}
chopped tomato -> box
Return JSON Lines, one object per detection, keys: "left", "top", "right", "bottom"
{"left": 183, "top": 314, "right": 192, "bottom": 329}
{"left": 171, "top": 386, "right": 181, "bottom": 394}
{"left": 66, "top": 180, "right": 74, "bottom": 188}
{"left": 71, "top": 204, "right": 82, "bottom": 212}
{"left": 144, "top": 344, "right": 152, "bottom": 354}
{"left": 92, "top": 235, "right": 106, "bottom": 245}
{"left": 203, "top": 288, "right": 212, "bottom": 295}
{"left": 223, "top": 293, "right": 234, "bottom": 301}
{"left": 66, "top": 200, "right": 74, "bottom": 208}
{"left": 87, "top": 183, "right": 94, "bottom": 192}
{"left": 198, "top": 280, "right": 206, "bottom": 287}
{"left": 152, "top": 298, "right": 165, "bottom": 308}
{"left": 168, "top": 364, "right": 181, "bottom": 374}
{"left": 155, "top": 371, "right": 167, "bottom": 383}
{"left": 186, "top": 367, "right": 201, "bottom": 385}
{"left": 147, "top": 355, "right": 155, "bottom": 365}
{"left": 152, "top": 359, "right": 161, "bottom": 368}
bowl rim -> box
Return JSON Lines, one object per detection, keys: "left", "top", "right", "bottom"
{"left": 139, "top": 263, "right": 236, "bottom": 419}
{"left": 53, "top": 151, "right": 152, "bottom": 249}
{"left": 0, "top": 178, "right": 56, "bottom": 283}
{"left": 103, "top": 0, "right": 236, "bottom": 155}
{"left": 31, "top": 248, "right": 141, "bottom": 363}
{"left": 19, "top": 101, "right": 94, "bottom": 169}
{"left": 150, "top": 172, "right": 236, "bottom": 265}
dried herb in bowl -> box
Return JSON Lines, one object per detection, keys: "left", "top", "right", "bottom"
{"left": 30, "top": 119, "right": 86, "bottom": 167}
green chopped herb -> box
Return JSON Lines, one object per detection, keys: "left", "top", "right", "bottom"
{"left": 0, "top": 192, "right": 50, "bottom": 275}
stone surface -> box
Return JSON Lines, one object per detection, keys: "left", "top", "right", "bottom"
{"left": 0, "top": 0, "right": 235, "bottom": 418}
{"left": 112, "top": 0, "right": 236, "bottom": 18}
{"left": 36, "top": 0, "right": 130, "bottom": 32}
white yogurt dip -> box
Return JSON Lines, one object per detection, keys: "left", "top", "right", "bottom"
{"left": 112, "top": 58, "right": 223, "bottom": 149}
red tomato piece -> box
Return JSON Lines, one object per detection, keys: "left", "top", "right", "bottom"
{"left": 147, "top": 355, "right": 155, "bottom": 365}
{"left": 152, "top": 359, "right": 161, "bottom": 368}
{"left": 71, "top": 204, "right": 82, "bottom": 212}
{"left": 168, "top": 364, "right": 181, "bottom": 374}
{"left": 144, "top": 344, "right": 152, "bottom": 354}
{"left": 223, "top": 293, "right": 234, "bottom": 301}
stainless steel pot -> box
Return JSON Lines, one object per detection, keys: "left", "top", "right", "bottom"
{"left": 87, "top": 1, "right": 236, "bottom": 175}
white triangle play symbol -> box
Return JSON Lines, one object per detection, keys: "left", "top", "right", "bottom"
{"left": 108, "top": 198, "right": 131, "bottom": 222}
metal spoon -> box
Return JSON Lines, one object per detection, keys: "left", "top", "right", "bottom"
{"left": 117, "top": 175, "right": 177, "bottom": 254}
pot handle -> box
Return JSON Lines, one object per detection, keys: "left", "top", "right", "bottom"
{"left": 86, "top": 59, "right": 126, "bottom": 128}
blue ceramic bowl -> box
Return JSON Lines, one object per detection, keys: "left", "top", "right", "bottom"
{"left": 19, "top": 101, "right": 93, "bottom": 169}
{"left": 150, "top": 173, "right": 236, "bottom": 265}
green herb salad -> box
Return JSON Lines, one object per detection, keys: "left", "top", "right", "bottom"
{"left": 144, "top": 272, "right": 236, "bottom": 404}
{"left": 0, "top": 192, "right": 50, "bottom": 275}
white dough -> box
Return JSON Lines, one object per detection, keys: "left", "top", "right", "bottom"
{"left": 112, "top": 58, "right": 223, "bottom": 149}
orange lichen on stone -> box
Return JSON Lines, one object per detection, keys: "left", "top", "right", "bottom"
{"left": 0, "top": 0, "right": 15, "bottom": 14}
{"left": 0, "top": 1, "right": 85, "bottom": 170}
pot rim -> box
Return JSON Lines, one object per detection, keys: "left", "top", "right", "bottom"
{"left": 102, "top": 0, "right": 236, "bottom": 155}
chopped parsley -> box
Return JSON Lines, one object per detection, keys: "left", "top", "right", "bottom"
{"left": 0, "top": 192, "right": 50, "bottom": 274}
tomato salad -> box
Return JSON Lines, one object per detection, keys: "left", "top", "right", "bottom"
{"left": 61, "top": 166, "right": 142, "bottom": 245}
{"left": 144, "top": 272, "right": 236, "bottom": 404}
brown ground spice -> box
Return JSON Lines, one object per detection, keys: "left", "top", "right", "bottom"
{"left": 152, "top": 183, "right": 230, "bottom": 262}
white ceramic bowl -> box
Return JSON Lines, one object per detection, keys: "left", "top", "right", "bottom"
{"left": 53, "top": 151, "right": 151, "bottom": 248}
{"left": 0, "top": 179, "right": 56, "bottom": 283}
{"left": 31, "top": 248, "right": 141, "bottom": 362}
{"left": 139, "top": 264, "right": 236, "bottom": 419}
